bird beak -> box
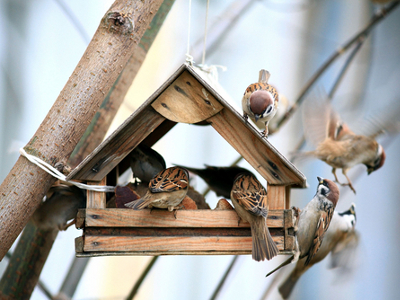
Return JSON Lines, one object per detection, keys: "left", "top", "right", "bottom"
{"left": 254, "top": 114, "right": 260, "bottom": 122}
{"left": 367, "top": 169, "right": 373, "bottom": 175}
{"left": 317, "top": 176, "right": 323, "bottom": 184}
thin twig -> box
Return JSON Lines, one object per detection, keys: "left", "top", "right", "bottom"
{"left": 209, "top": 256, "right": 240, "bottom": 300}
{"left": 273, "top": 1, "right": 400, "bottom": 132}
{"left": 126, "top": 256, "right": 159, "bottom": 300}
{"left": 55, "top": 256, "right": 90, "bottom": 299}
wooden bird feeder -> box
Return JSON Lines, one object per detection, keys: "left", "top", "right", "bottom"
{"left": 71, "top": 63, "right": 307, "bottom": 257}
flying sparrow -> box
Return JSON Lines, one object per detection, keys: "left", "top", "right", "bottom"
{"left": 31, "top": 185, "right": 86, "bottom": 231}
{"left": 125, "top": 167, "right": 189, "bottom": 212}
{"left": 242, "top": 82, "right": 279, "bottom": 137}
{"left": 231, "top": 173, "right": 279, "bottom": 261}
{"left": 175, "top": 164, "right": 253, "bottom": 199}
{"left": 130, "top": 144, "right": 166, "bottom": 184}
{"left": 302, "top": 95, "right": 386, "bottom": 194}
{"left": 266, "top": 177, "right": 339, "bottom": 276}
{"left": 278, "top": 203, "right": 357, "bottom": 299}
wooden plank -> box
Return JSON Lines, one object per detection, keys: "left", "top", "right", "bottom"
{"left": 84, "top": 209, "right": 285, "bottom": 228}
{"left": 83, "top": 236, "right": 285, "bottom": 252}
{"left": 151, "top": 70, "right": 223, "bottom": 124}
{"left": 84, "top": 227, "right": 256, "bottom": 236}
{"left": 141, "top": 119, "right": 177, "bottom": 148}
{"left": 284, "top": 209, "right": 295, "bottom": 251}
{"left": 86, "top": 178, "right": 107, "bottom": 208}
{"left": 68, "top": 106, "right": 165, "bottom": 181}
{"left": 75, "top": 236, "right": 84, "bottom": 253}
{"left": 75, "top": 209, "right": 86, "bottom": 229}
{"left": 285, "top": 185, "right": 291, "bottom": 209}
{"left": 268, "top": 185, "right": 286, "bottom": 210}
{"left": 207, "top": 109, "right": 305, "bottom": 186}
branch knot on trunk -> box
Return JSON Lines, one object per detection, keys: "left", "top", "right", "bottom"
{"left": 103, "top": 12, "right": 134, "bottom": 35}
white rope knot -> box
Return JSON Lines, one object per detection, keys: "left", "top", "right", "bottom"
{"left": 185, "top": 53, "right": 194, "bottom": 65}
{"left": 196, "top": 64, "right": 227, "bottom": 82}
{"left": 19, "top": 148, "right": 115, "bottom": 192}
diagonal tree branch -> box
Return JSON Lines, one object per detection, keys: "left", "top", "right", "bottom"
{"left": 272, "top": 1, "right": 400, "bottom": 133}
{"left": 0, "top": 0, "right": 164, "bottom": 261}
{"left": 68, "top": 0, "right": 176, "bottom": 168}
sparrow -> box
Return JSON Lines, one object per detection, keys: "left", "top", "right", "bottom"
{"left": 278, "top": 203, "right": 357, "bottom": 299}
{"left": 302, "top": 94, "right": 386, "bottom": 194}
{"left": 130, "top": 144, "right": 166, "bottom": 184}
{"left": 125, "top": 167, "right": 189, "bottom": 212}
{"left": 230, "top": 173, "right": 279, "bottom": 261}
{"left": 31, "top": 185, "right": 86, "bottom": 231}
{"left": 266, "top": 177, "right": 339, "bottom": 276}
{"left": 175, "top": 164, "right": 253, "bottom": 199}
{"left": 242, "top": 82, "right": 279, "bottom": 137}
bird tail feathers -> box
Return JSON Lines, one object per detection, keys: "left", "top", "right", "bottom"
{"left": 251, "top": 221, "right": 279, "bottom": 261}
{"left": 125, "top": 193, "right": 152, "bottom": 210}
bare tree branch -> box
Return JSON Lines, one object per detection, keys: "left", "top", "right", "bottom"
{"left": 0, "top": 0, "right": 164, "bottom": 260}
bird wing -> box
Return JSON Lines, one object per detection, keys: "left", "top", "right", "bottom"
{"left": 244, "top": 82, "right": 279, "bottom": 102}
{"left": 149, "top": 167, "right": 188, "bottom": 193}
{"left": 231, "top": 175, "right": 268, "bottom": 218}
{"left": 304, "top": 209, "right": 333, "bottom": 266}
{"left": 329, "top": 230, "right": 360, "bottom": 270}
{"left": 303, "top": 88, "right": 355, "bottom": 146}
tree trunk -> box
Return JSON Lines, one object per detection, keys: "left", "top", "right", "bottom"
{"left": 0, "top": 222, "right": 58, "bottom": 299}
{"left": 0, "top": 0, "right": 164, "bottom": 261}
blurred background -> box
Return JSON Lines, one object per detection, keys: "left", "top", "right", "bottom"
{"left": 0, "top": 0, "right": 400, "bottom": 299}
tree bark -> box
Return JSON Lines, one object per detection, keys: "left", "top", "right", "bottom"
{"left": 68, "top": 0, "right": 175, "bottom": 168}
{"left": 0, "top": 0, "right": 164, "bottom": 261}
{"left": 0, "top": 222, "right": 58, "bottom": 299}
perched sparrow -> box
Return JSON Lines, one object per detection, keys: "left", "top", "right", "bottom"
{"left": 302, "top": 95, "right": 386, "bottom": 193}
{"left": 266, "top": 177, "right": 339, "bottom": 276}
{"left": 278, "top": 203, "right": 357, "bottom": 299}
{"left": 125, "top": 167, "right": 189, "bottom": 212}
{"left": 231, "top": 173, "right": 278, "bottom": 261}
{"left": 175, "top": 164, "right": 253, "bottom": 199}
{"left": 130, "top": 144, "right": 166, "bottom": 183}
{"left": 31, "top": 185, "right": 86, "bottom": 231}
{"left": 242, "top": 82, "right": 279, "bottom": 137}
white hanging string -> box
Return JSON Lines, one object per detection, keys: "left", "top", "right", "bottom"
{"left": 185, "top": 0, "right": 194, "bottom": 64}
{"left": 19, "top": 148, "right": 115, "bottom": 192}
{"left": 201, "top": 0, "right": 210, "bottom": 66}
{"left": 195, "top": 0, "right": 227, "bottom": 82}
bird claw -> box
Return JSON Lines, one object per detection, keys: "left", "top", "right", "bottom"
{"left": 170, "top": 205, "right": 184, "bottom": 219}
{"left": 339, "top": 182, "right": 356, "bottom": 194}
